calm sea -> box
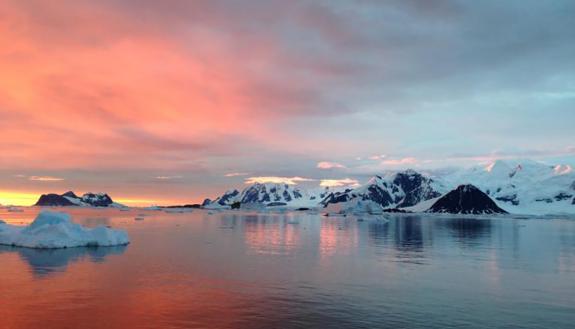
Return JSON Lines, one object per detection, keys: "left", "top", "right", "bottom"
{"left": 1, "top": 208, "right": 574, "bottom": 328}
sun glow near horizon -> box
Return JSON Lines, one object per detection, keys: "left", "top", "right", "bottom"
{"left": 0, "top": 190, "right": 188, "bottom": 207}
{"left": 0, "top": 191, "right": 41, "bottom": 206}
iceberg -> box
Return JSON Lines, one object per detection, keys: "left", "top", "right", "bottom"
{"left": 0, "top": 211, "right": 130, "bottom": 249}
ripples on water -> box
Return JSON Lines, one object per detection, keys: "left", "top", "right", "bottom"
{"left": 1, "top": 208, "right": 574, "bottom": 328}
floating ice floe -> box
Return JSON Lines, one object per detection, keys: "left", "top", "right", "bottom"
{"left": 6, "top": 206, "right": 24, "bottom": 213}
{"left": 0, "top": 211, "right": 130, "bottom": 249}
{"left": 163, "top": 208, "right": 192, "bottom": 214}
{"left": 323, "top": 199, "right": 384, "bottom": 215}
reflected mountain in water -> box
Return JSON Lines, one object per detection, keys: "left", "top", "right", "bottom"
{"left": 0, "top": 245, "right": 127, "bottom": 278}
{"left": 443, "top": 217, "right": 492, "bottom": 240}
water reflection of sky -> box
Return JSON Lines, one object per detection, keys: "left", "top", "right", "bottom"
{"left": 0, "top": 245, "right": 127, "bottom": 278}
{"left": 1, "top": 208, "right": 574, "bottom": 328}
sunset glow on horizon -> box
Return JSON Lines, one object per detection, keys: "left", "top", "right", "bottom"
{"left": 1, "top": 0, "right": 574, "bottom": 206}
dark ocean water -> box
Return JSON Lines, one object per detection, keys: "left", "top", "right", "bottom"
{"left": 1, "top": 208, "right": 574, "bottom": 328}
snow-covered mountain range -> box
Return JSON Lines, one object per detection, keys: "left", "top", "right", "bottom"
{"left": 35, "top": 191, "right": 125, "bottom": 208}
{"left": 204, "top": 160, "right": 575, "bottom": 215}
{"left": 204, "top": 183, "right": 337, "bottom": 209}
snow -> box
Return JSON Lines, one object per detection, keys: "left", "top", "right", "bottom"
{"left": 441, "top": 159, "right": 575, "bottom": 215}
{"left": 330, "top": 161, "right": 574, "bottom": 215}
{"left": 63, "top": 195, "right": 85, "bottom": 206}
{"left": 59, "top": 192, "right": 126, "bottom": 208}
{"left": 320, "top": 170, "right": 446, "bottom": 212}
{"left": 202, "top": 159, "right": 574, "bottom": 216}
{"left": 403, "top": 196, "right": 441, "bottom": 213}
{"left": 0, "top": 211, "right": 129, "bottom": 249}
{"left": 205, "top": 183, "right": 343, "bottom": 209}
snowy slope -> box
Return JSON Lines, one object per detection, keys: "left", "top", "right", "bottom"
{"left": 320, "top": 170, "right": 447, "bottom": 213}
{"left": 442, "top": 160, "right": 575, "bottom": 215}
{"left": 204, "top": 183, "right": 339, "bottom": 209}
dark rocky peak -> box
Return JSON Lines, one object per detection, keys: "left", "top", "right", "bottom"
{"left": 392, "top": 170, "right": 442, "bottom": 208}
{"left": 393, "top": 170, "right": 426, "bottom": 193}
{"left": 34, "top": 194, "right": 75, "bottom": 206}
{"left": 62, "top": 191, "right": 79, "bottom": 199}
{"left": 202, "top": 198, "right": 212, "bottom": 207}
{"left": 427, "top": 184, "right": 508, "bottom": 215}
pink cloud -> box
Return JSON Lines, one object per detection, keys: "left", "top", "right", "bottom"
{"left": 317, "top": 161, "right": 346, "bottom": 170}
{"left": 368, "top": 154, "right": 387, "bottom": 161}
{"left": 381, "top": 157, "right": 418, "bottom": 166}
{"left": 0, "top": 0, "right": 359, "bottom": 171}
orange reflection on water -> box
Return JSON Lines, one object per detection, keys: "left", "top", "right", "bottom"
{"left": 243, "top": 214, "right": 301, "bottom": 255}
{"left": 319, "top": 218, "right": 358, "bottom": 258}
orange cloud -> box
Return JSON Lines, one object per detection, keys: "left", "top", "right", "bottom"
{"left": 319, "top": 178, "right": 360, "bottom": 188}
{"left": 28, "top": 176, "right": 65, "bottom": 182}
{"left": 224, "top": 172, "right": 250, "bottom": 177}
{"left": 382, "top": 157, "right": 418, "bottom": 166}
{"left": 0, "top": 0, "right": 353, "bottom": 172}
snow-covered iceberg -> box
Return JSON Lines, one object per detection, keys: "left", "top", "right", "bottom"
{"left": 0, "top": 211, "right": 130, "bottom": 249}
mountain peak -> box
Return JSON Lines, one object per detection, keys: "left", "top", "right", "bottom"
{"left": 35, "top": 191, "right": 117, "bottom": 207}
{"left": 62, "top": 191, "right": 79, "bottom": 198}
{"left": 485, "top": 160, "right": 512, "bottom": 174}
{"left": 321, "top": 169, "right": 442, "bottom": 210}
{"left": 427, "top": 184, "right": 507, "bottom": 214}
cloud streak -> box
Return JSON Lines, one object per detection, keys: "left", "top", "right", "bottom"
{"left": 28, "top": 176, "right": 65, "bottom": 182}
{"left": 317, "top": 161, "right": 346, "bottom": 170}
{"left": 320, "top": 178, "right": 360, "bottom": 188}
{"left": 224, "top": 172, "right": 250, "bottom": 177}
{"left": 155, "top": 176, "right": 183, "bottom": 180}
{"left": 244, "top": 176, "right": 315, "bottom": 185}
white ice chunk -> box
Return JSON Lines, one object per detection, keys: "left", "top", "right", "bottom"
{"left": 0, "top": 211, "right": 129, "bottom": 249}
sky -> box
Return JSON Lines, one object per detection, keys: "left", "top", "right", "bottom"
{"left": 0, "top": 0, "right": 574, "bottom": 206}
